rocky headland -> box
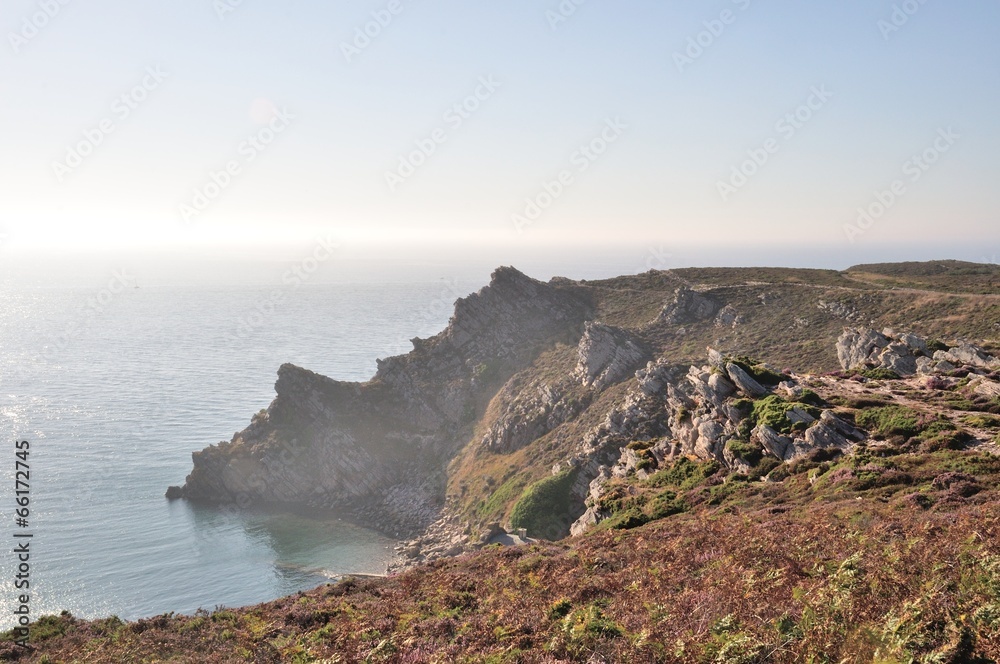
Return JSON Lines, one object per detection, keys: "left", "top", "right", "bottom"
{"left": 168, "top": 261, "right": 1000, "bottom": 568}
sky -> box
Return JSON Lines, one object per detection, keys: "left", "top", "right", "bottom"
{"left": 1, "top": 0, "right": 998, "bottom": 273}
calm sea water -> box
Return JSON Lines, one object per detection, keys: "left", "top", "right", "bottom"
{"left": 0, "top": 273, "right": 468, "bottom": 628}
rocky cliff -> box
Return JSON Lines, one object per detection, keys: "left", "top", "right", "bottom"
{"left": 172, "top": 266, "right": 591, "bottom": 536}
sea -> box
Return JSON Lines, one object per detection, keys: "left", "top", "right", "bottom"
{"left": 0, "top": 255, "right": 495, "bottom": 629}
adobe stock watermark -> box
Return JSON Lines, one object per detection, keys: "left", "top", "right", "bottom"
{"left": 385, "top": 76, "right": 501, "bottom": 192}
{"left": 843, "top": 127, "right": 959, "bottom": 243}
{"left": 44, "top": 269, "right": 135, "bottom": 360}
{"left": 213, "top": 0, "right": 248, "bottom": 21}
{"left": 8, "top": 0, "right": 72, "bottom": 54}
{"left": 512, "top": 118, "right": 627, "bottom": 233}
{"left": 878, "top": 0, "right": 931, "bottom": 41}
{"left": 633, "top": 246, "right": 676, "bottom": 276}
{"left": 230, "top": 235, "right": 339, "bottom": 340}
{"left": 51, "top": 66, "right": 169, "bottom": 184}
{"left": 179, "top": 107, "right": 295, "bottom": 223}
{"left": 716, "top": 85, "right": 833, "bottom": 202}
{"left": 546, "top": 0, "right": 589, "bottom": 31}
{"left": 673, "top": 0, "right": 752, "bottom": 73}
{"left": 340, "top": 0, "right": 412, "bottom": 63}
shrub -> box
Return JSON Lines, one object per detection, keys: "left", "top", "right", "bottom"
{"left": 855, "top": 406, "right": 924, "bottom": 438}
{"left": 859, "top": 368, "right": 900, "bottom": 381}
{"left": 647, "top": 457, "right": 720, "bottom": 490}
{"left": 749, "top": 395, "right": 820, "bottom": 434}
{"left": 509, "top": 468, "right": 579, "bottom": 540}
{"left": 647, "top": 490, "right": 687, "bottom": 520}
{"left": 749, "top": 456, "right": 782, "bottom": 481}
{"left": 725, "top": 439, "right": 763, "bottom": 467}
{"left": 548, "top": 599, "right": 572, "bottom": 621}
{"left": 797, "top": 389, "right": 826, "bottom": 407}
{"left": 599, "top": 508, "right": 649, "bottom": 531}
{"left": 927, "top": 339, "right": 949, "bottom": 353}
{"left": 729, "top": 356, "right": 786, "bottom": 386}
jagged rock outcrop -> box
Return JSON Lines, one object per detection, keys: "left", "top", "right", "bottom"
{"left": 657, "top": 287, "right": 719, "bottom": 325}
{"left": 837, "top": 328, "right": 999, "bottom": 376}
{"left": 570, "top": 350, "right": 868, "bottom": 536}
{"left": 174, "top": 267, "right": 592, "bottom": 537}
{"left": 936, "top": 344, "right": 1000, "bottom": 371}
{"left": 574, "top": 322, "right": 648, "bottom": 391}
{"left": 836, "top": 328, "right": 891, "bottom": 372}
{"left": 726, "top": 362, "right": 767, "bottom": 398}
{"left": 479, "top": 378, "right": 583, "bottom": 455}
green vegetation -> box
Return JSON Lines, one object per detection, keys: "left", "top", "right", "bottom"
{"left": 729, "top": 355, "right": 787, "bottom": 386}
{"left": 476, "top": 475, "right": 528, "bottom": 521}
{"left": 927, "top": 339, "right": 950, "bottom": 353}
{"left": 858, "top": 367, "right": 900, "bottom": 381}
{"left": 749, "top": 395, "right": 821, "bottom": 434}
{"left": 725, "top": 438, "right": 763, "bottom": 466}
{"left": 508, "top": 468, "right": 579, "bottom": 539}
{"left": 855, "top": 405, "right": 924, "bottom": 438}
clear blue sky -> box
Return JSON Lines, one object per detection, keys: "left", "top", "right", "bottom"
{"left": 1, "top": 0, "right": 998, "bottom": 268}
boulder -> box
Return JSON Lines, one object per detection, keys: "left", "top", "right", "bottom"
{"left": 785, "top": 407, "right": 816, "bottom": 426}
{"left": 635, "top": 359, "right": 675, "bottom": 397}
{"left": 726, "top": 363, "right": 768, "bottom": 398}
{"left": 898, "top": 332, "right": 928, "bottom": 355}
{"left": 939, "top": 343, "right": 1000, "bottom": 370}
{"left": 707, "top": 347, "right": 726, "bottom": 370}
{"left": 707, "top": 372, "right": 736, "bottom": 401}
{"left": 802, "top": 422, "right": 851, "bottom": 452}
{"left": 836, "top": 328, "right": 890, "bottom": 371}
{"left": 570, "top": 507, "right": 601, "bottom": 537}
{"left": 876, "top": 342, "right": 918, "bottom": 377}
{"left": 753, "top": 425, "right": 793, "bottom": 460}
{"left": 972, "top": 377, "right": 1000, "bottom": 399}
{"left": 819, "top": 410, "right": 866, "bottom": 441}
{"left": 478, "top": 522, "right": 505, "bottom": 543}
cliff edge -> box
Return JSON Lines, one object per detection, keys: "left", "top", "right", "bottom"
{"left": 172, "top": 266, "right": 591, "bottom": 536}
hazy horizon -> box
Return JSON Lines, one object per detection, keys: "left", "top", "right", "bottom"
{"left": 2, "top": 1, "right": 998, "bottom": 262}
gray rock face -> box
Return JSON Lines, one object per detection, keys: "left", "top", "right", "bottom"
{"left": 838, "top": 328, "right": 999, "bottom": 377}
{"left": 635, "top": 359, "right": 679, "bottom": 397}
{"left": 879, "top": 342, "right": 918, "bottom": 377}
{"left": 726, "top": 363, "right": 768, "bottom": 398}
{"left": 820, "top": 410, "right": 867, "bottom": 441}
{"left": 714, "top": 305, "right": 743, "bottom": 328}
{"left": 836, "top": 328, "right": 891, "bottom": 372}
{"left": 937, "top": 343, "right": 1000, "bottom": 370}
{"left": 754, "top": 425, "right": 792, "bottom": 461}
{"left": 972, "top": 377, "right": 1000, "bottom": 399}
{"left": 480, "top": 379, "right": 581, "bottom": 454}
{"left": 658, "top": 287, "right": 720, "bottom": 325}
{"left": 837, "top": 328, "right": 976, "bottom": 377}
{"left": 574, "top": 322, "right": 648, "bottom": 391}
{"left": 899, "top": 332, "right": 928, "bottom": 355}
